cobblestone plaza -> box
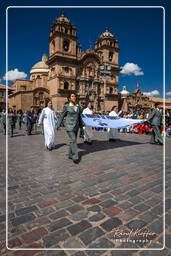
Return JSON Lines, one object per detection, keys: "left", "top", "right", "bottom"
{"left": 0, "top": 128, "right": 171, "bottom": 256}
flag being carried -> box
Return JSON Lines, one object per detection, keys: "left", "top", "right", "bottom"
{"left": 81, "top": 114, "right": 144, "bottom": 129}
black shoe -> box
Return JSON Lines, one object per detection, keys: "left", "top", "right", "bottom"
{"left": 73, "top": 159, "right": 80, "bottom": 164}
{"left": 109, "top": 139, "right": 116, "bottom": 142}
{"left": 68, "top": 156, "right": 72, "bottom": 160}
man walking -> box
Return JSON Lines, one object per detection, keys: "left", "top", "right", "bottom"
{"left": 26, "top": 106, "right": 34, "bottom": 135}
{"left": 82, "top": 102, "right": 93, "bottom": 144}
{"left": 148, "top": 103, "right": 163, "bottom": 145}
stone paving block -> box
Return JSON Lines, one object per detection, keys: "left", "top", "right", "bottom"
{"left": 166, "top": 213, "right": 171, "bottom": 226}
{"left": 38, "top": 200, "right": 57, "bottom": 209}
{"left": 100, "top": 217, "right": 122, "bottom": 232}
{"left": 87, "top": 205, "right": 101, "bottom": 212}
{"left": 88, "top": 237, "right": 115, "bottom": 250}
{"left": 63, "top": 237, "right": 85, "bottom": 248}
{"left": 151, "top": 205, "right": 163, "bottom": 216}
{"left": 10, "top": 213, "right": 35, "bottom": 226}
{"left": 66, "top": 204, "right": 84, "bottom": 214}
{"left": 79, "top": 227, "right": 105, "bottom": 246}
{"left": 8, "top": 237, "right": 22, "bottom": 248}
{"left": 71, "top": 195, "right": 88, "bottom": 203}
{"left": 21, "top": 227, "right": 48, "bottom": 244}
{"left": 139, "top": 248, "right": 170, "bottom": 256}
{"left": 82, "top": 198, "right": 101, "bottom": 205}
{"left": 43, "top": 229, "right": 70, "bottom": 247}
{"left": 99, "top": 199, "right": 117, "bottom": 209}
{"left": 15, "top": 206, "right": 38, "bottom": 216}
{"left": 138, "top": 211, "right": 157, "bottom": 224}
{"left": 145, "top": 197, "right": 161, "bottom": 207}
{"left": 67, "top": 220, "right": 92, "bottom": 236}
{"left": 118, "top": 208, "right": 140, "bottom": 222}
{"left": 72, "top": 251, "right": 87, "bottom": 256}
{"left": 134, "top": 203, "right": 151, "bottom": 212}
{"left": 49, "top": 218, "right": 72, "bottom": 232}
{"left": 117, "top": 201, "right": 133, "bottom": 210}
{"left": 165, "top": 199, "right": 171, "bottom": 212}
{"left": 69, "top": 210, "right": 88, "bottom": 222}
{"left": 97, "top": 193, "right": 113, "bottom": 201}
{"left": 13, "top": 242, "right": 43, "bottom": 255}
{"left": 148, "top": 220, "right": 163, "bottom": 234}
{"left": 46, "top": 251, "right": 68, "bottom": 256}
{"left": 49, "top": 210, "right": 68, "bottom": 220}
{"left": 89, "top": 213, "right": 105, "bottom": 222}
{"left": 126, "top": 219, "right": 147, "bottom": 231}
{"left": 103, "top": 206, "right": 123, "bottom": 217}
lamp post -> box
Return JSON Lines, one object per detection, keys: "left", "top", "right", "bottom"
{"left": 99, "top": 65, "right": 112, "bottom": 112}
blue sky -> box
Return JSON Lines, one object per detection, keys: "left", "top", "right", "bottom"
{"left": 0, "top": 0, "right": 170, "bottom": 98}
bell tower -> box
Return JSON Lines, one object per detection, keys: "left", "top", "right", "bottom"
{"left": 95, "top": 28, "right": 119, "bottom": 65}
{"left": 47, "top": 11, "right": 78, "bottom": 110}
{"left": 49, "top": 11, "right": 77, "bottom": 58}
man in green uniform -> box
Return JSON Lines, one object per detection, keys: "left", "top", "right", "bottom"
{"left": 148, "top": 103, "right": 163, "bottom": 145}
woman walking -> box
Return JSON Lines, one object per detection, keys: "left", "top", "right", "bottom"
{"left": 57, "top": 93, "right": 84, "bottom": 164}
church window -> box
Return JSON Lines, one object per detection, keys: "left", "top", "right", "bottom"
{"left": 64, "top": 81, "right": 69, "bottom": 90}
{"left": 110, "top": 87, "right": 113, "bottom": 94}
{"left": 65, "top": 28, "right": 68, "bottom": 34}
{"left": 64, "top": 66, "right": 69, "bottom": 73}
{"left": 63, "top": 39, "right": 70, "bottom": 51}
{"left": 109, "top": 52, "right": 113, "bottom": 61}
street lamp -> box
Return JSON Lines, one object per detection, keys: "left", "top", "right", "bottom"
{"left": 99, "top": 65, "right": 112, "bottom": 111}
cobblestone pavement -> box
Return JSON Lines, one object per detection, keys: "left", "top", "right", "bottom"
{"left": 0, "top": 127, "right": 171, "bottom": 256}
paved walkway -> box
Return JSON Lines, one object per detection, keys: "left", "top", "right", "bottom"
{"left": 0, "top": 127, "right": 170, "bottom": 256}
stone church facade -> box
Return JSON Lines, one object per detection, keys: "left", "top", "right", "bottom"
{"left": 8, "top": 12, "right": 120, "bottom": 112}
{"left": 9, "top": 12, "right": 169, "bottom": 113}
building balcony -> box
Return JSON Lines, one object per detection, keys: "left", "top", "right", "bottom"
{"left": 58, "top": 88, "right": 76, "bottom": 94}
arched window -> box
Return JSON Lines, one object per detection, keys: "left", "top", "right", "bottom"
{"left": 110, "top": 87, "right": 113, "bottom": 94}
{"left": 64, "top": 81, "right": 69, "bottom": 90}
{"left": 63, "top": 39, "right": 70, "bottom": 51}
{"left": 109, "top": 52, "right": 113, "bottom": 61}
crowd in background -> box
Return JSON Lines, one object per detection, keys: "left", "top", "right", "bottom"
{"left": 0, "top": 106, "right": 171, "bottom": 137}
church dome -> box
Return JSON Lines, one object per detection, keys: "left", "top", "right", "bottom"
{"left": 30, "top": 55, "right": 49, "bottom": 74}
{"left": 120, "top": 86, "right": 129, "bottom": 96}
{"left": 100, "top": 28, "right": 114, "bottom": 38}
{"left": 57, "top": 11, "right": 71, "bottom": 23}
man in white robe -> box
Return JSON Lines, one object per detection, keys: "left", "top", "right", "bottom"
{"left": 108, "top": 106, "right": 120, "bottom": 141}
{"left": 83, "top": 102, "right": 93, "bottom": 144}
{"left": 38, "top": 101, "right": 57, "bottom": 151}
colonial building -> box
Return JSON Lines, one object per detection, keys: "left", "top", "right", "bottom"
{"left": 119, "top": 86, "right": 152, "bottom": 112}
{"left": 9, "top": 12, "right": 120, "bottom": 112}
{"left": 0, "top": 84, "right": 14, "bottom": 111}
{"left": 8, "top": 12, "right": 171, "bottom": 113}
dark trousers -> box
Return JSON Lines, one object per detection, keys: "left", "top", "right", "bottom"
{"left": 67, "top": 130, "right": 78, "bottom": 160}
{"left": 150, "top": 125, "right": 163, "bottom": 144}
{"left": 19, "top": 121, "right": 22, "bottom": 129}
{"left": 10, "top": 125, "right": 14, "bottom": 137}
{"left": 27, "top": 121, "right": 33, "bottom": 135}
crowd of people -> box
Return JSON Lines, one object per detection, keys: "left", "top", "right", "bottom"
{"left": 0, "top": 95, "right": 171, "bottom": 163}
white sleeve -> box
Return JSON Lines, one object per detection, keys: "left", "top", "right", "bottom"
{"left": 38, "top": 110, "right": 44, "bottom": 124}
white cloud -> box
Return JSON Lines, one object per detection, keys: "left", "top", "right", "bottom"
{"left": 120, "top": 62, "right": 144, "bottom": 76}
{"left": 3, "top": 68, "right": 27, "bottom": 81}
{"left": 143, "top": 90, "right": 160, "bottom": 97}
{"left": 166, "top": 91, "right": 171, "bottom": 96}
